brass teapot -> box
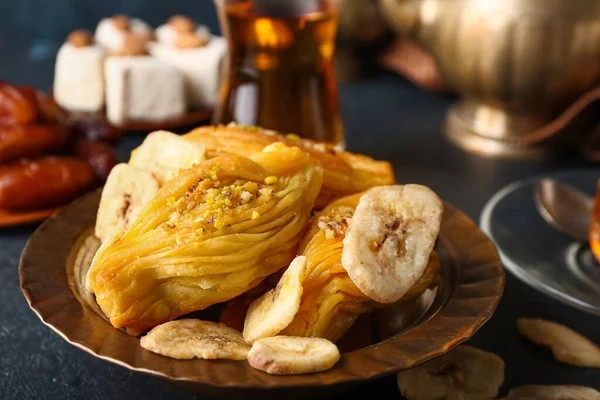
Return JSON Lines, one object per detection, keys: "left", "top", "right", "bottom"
{"left": 380, "top": 0, "right": 600, "bottom": 158}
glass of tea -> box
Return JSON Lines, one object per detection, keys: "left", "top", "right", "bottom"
{"left": 213, "top": 0, "right": 345, "bottom": 147}
{"left": 590, "top": 180, "right": 600, "bottom": 263}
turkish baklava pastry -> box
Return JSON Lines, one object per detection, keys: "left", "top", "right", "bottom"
{"left": 184, "top": 124, "right": 395, "bottom": 208}
{"left": 86, "top": 144, "right": 322, "bottom": 335}
{"left": 280, "top": 186, "right": 442, "bottom": 342}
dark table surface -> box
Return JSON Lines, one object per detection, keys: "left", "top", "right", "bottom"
{"left": 2, "top": 37, "right": 600, "bottom": 400}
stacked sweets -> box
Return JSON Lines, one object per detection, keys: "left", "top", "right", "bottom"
{"left": 54, "top": 15, "right": 226, "bottom": 125}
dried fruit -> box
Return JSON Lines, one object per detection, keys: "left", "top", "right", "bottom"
{"left": 129, "top": 130, "right": 205, "bottom": 186}
{"left": 0, "top": 156, "right": 95, "bottom": 210}
{"left": 36, "top": 92, "right": 67, "bottom": 123}
{"left": 518, "top": 318, "right": 600, "bottom": 367}
{"left": 95, "top": 163, "right": 158, "bottom": 243}
{"left": 243, "top": 256, "right": 306, "bottom": 343}
{"left": 0, "top": 82, "right": 39, "bottom": 125}
{"left": 71, "top": 118, "right": 122, "bottom": 145}
{"left": 396, "top": 345, "right": 505, "bottom": 400}
{"left": 342, "top": 184, "right": 443, "bottom": 304}
{"left": 504, "top": 385, "right": 600, "bottom": 399}
{"left": 247, "top": 336, "right": 340, "bottom": 375}
{"left": 140, "top": 319, "right": 250, "bottom": 360}
{"left": 0, "top": 124, "right": 69, "bottom": 164}
{"left": 74, "top": 139, "right": 118, "bottom": 182}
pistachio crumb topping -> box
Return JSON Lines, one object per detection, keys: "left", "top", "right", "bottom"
{"left": 264, "top": 176, "right": 278, "bottom": 185}
{"left": 317, "top": 207, "right": 355, "bottom": 239}
{"left": 214, "top": 220, "right": 225, "bottom": 230}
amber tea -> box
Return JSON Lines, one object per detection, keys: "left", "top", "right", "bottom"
{"left": 590, "top": 180, "right": 600, "bottom": 263}
{"left": 213, "top": 0, "right": 344, "bottom": 146}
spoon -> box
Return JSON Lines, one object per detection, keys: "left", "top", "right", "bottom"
{"left": 533, "top": 178, "right": 594, "bottom": 242}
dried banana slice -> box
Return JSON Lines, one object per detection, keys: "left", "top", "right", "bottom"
{"left": 518, "top": 318, "right": 600, "bottom": 367}
{"left": 243, "top": 256, "right": 307, "bottom": 343}
{"left": 129, "top": 130, "right": 205, "bottom": 185}
{"left": 140, "top": 319, "right": 250, "bottom": 360}
{"left": 95, "top": 163, "right": 159, "bottom": 243}
{"left": 504, "top": 385, "right": 600, "bottom": 399}
{"left": 342, "top": 185, "right": 443, "bottom": 303}
{"left": 247, "top": 336, "right": 340, "bottom": 375}
{"left": 396, "top": 345, "right": 505, "bottom": 400}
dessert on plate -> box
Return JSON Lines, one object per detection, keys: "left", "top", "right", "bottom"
{"left": 88, "top": 143, "right": 322, "bottom": 335}
{"left": 54, "top": 14, "right": 226, "bottom": 123}
{"left": 149, "top": 16, "right": 227, "bottom": 108}
{"left": 104, "top": 55, "right": 186, "bottom": 125}
{"left": 84, "top": 124, "right": 442, "bottom": 375}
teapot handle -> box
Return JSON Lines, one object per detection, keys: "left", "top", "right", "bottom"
{"left": 520, "top": 86, "right": 600, "bottom": 147}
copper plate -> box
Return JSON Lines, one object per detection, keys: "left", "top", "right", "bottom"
{"left": 19, "top": 190, "right": 504, "bottom": 399}
{"left": 0, "top": 207, "right": 59, "bottom": 228}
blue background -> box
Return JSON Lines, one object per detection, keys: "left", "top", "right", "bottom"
{"left": 0, "top": 1, "right": 221, "bottom": 88}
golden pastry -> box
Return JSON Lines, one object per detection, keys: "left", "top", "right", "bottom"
{"left": 87, "top": 144, "right": 323, "bottom": 335}
{"left": 184, "top": 124, "right": 395, "bottom": 208}
{"left": 281, "top": 188, "right": 440, "bottom": 342}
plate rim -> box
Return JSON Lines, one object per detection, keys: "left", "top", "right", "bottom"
{"left": 0, "top": 206, "right": 59, "bottom": 228}
{"left": 20, "top": 190, "right": 505, "bottom": 391}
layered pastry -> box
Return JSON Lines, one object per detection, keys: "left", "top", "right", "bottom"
{"left": 104, "top": 55, "right": 186, "bottom": 124}
{"left": 184, "top": 124, "right": 395, "bottom": 208}
{"left": 53, "top": 30, "right": 105, "bottom": 113}
{"left": 281, "top": 188, "right": 441, "bottom": 342}
{"left": 95, "top": 15, "right": 152, "bottom": 55}
{"left": 149, "top": 16, "right": 227, "bottom": 108}
{"left": 87, "top": 144, "right": 323, "bottom": 335}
